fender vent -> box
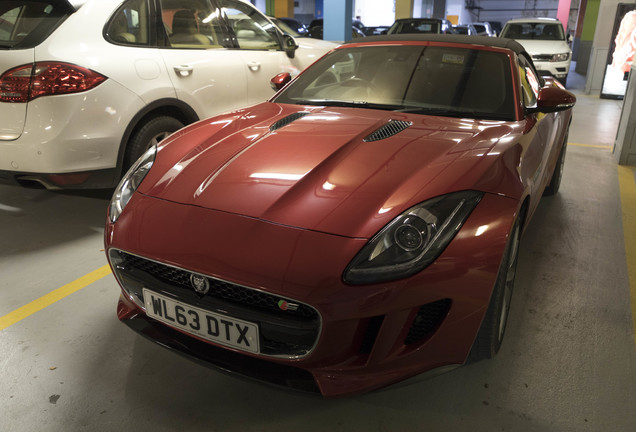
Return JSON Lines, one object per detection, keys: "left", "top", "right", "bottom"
{"left": 270, "top": 112, "right": 311, "bottom": 131}
{"left": 364, "top": 119, "right": 412, "bottom": 142}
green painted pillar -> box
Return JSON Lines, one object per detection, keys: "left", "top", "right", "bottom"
{"left": 575, "top": 0, "right": 600, "bottom": 74}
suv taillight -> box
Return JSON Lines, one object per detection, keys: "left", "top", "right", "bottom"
{"left": 0, "top": 62, "right": 107, "bottom": 103}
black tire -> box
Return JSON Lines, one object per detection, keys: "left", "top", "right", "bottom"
{"left": 467, "top": 216, "right": 522, "bottom": 362}
{"left": 124, "top": 116, "right": 184, "bottom": 171}
{"left": 543, "top": 131, "right": 568, "bottom": 196}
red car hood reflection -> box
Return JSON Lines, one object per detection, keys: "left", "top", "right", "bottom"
{"left": 141, "top": 102, "right": 520, "bottom": 239}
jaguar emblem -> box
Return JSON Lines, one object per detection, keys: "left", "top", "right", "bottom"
{"left": 190, "top": 274, "right": 210, "bottom": 296}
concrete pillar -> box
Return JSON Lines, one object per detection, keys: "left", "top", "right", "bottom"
{"left": 395, "top": 0, "right": 414, "bottom": 20}
{"left": 572, "top": 0, "right": 587, "bottom": 61}
{"left": 575, "top": 0, "right": 600, "bottom": 75}
{"left": 323, "top": 0, "right": 353, "bottom": 42}
{"left": 585, "top": 0, "right": 620, "bottom": 94}
{"left": 432, "top": 0, "right": 445, "bottom": 20}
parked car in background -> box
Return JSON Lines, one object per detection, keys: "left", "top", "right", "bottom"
{"left": 306, "top": 18, "right": 366, "bottom": 40}
{"left": 277, "top": 17, "right": 308, "bottom": 36}
{"left": 105, "top": 34, "right": 575, "bottom": 397}
{"left": 472, "top": 22, "right": 496, "bottom": 36}
{"left": 488, "top": 21, "right": 503, "bottom": 36}
{"left": 386, "top": 18, "right": 453, "bottom": 35}
{"left": 0, "top": 0, "right": 335, "bottom": 190}
{"left": 500, "top": 18, "right": 571, "bottom": 85}
{"left": 452, "top": 24, "right": 478, "bottom": 35}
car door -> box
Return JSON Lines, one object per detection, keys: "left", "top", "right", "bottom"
{"left": 156, "top": 0, "right": 248, "bottom": 119}
{"left": 217, "top": 0, "right": 304, "bottom": 104}
{"left": 517, "top": 54, "right": 559, "bottom": 207}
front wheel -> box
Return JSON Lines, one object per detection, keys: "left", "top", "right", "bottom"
{"left": 123, "top": 116, "right": 184, "bottom": 172}
{"left": 467, "top": 216, "right": 522, "bottom": 362}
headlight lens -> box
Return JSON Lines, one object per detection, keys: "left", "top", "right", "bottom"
{"left": 108, "top": 145, "right": 157, "bottom": 223}
{"left": 551, "top": 53, "right": 570, "bottom": 62}
{"left": 343, "top": 191, "right": 483, "bottom": 285}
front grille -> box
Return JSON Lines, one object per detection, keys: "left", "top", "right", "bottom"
{"left": 124, "top": 253, "right": 316, "bottom": 319}
{"left": 109, "top": 249, "right": 321, "bottom": 358}
{"left": 364, "top": 119, "right": 412, "bottom": 142}
{"left": 404, "top": 299, "right": 451, "bottom": 345}
{"left": 532, "top": 54, "right": 553, "bottom": 61}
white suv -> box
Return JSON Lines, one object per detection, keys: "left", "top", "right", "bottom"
{"left": 500, "top": 18, "right": 571, "bottom": 86}
{"left": 0, "top": 0, "right": 335, "bottom": 189}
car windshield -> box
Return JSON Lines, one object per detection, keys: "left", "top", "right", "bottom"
{"left": 273, "top": 45, "right": 515, "bottom": 121}
{"left": 501, "top": 22, "right": 565, "bottom": 41}
{"left": 0, "top": 1, "right": 74, "bottom": 49}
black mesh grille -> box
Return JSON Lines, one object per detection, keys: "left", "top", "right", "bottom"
{"left": 121, "top": 252, "right": 317, "bottom": 320}
{"left": 363, "top": 120, "right": 412, "bottom": 142}
{"left": 110, "top": 250, "right": 321, "bottom": 357}
{"left": 404, "top": 299, "right": 451, "bottom": 345}
{"left": 269, "top": 112, "right": 311, "bottom": 131}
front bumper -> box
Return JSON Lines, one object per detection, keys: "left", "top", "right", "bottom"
{"left": 532, "top": 59, "right": 571, "bottom": 79}
{"left": 105, "top": 191, "right": 519, "bottom": 397}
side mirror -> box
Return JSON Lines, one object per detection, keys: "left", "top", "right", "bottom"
{"left": 271, "top": 72, "right": 292, "bottom": 91}
{"left": 528, "top": 86, "right": 576, "bottom": 114}
{"left": 282, "top": 34, "right": 298, "bottom": 59}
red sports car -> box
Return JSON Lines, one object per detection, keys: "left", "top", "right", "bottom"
{"left": 105, "top": 35, "right": 575, "bottom": 397}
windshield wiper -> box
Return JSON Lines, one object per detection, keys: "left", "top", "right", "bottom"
{"left": 294, "top": 99, "right": 407, "bottom": 111}
{"left": 397, "top": 107, "right": 512, "bottom": 121}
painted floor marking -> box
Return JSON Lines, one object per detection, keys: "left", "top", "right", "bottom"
{"left": 0, "top": 264, "right": 112, "bottom": 331}
{"left": 618, "top": 165, "right": 636, "bottom": 347}
{"left": 569, "top": 142, "right": 614, "bottom": 150}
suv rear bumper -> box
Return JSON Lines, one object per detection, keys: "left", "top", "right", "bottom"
{"left": 0, "top": 168, "right": 119, "bottom": 189}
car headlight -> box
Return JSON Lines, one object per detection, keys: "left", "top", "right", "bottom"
{"left": 108, "top": 145, "right": 156, "bottom": 223}
{"left": 343, "top": 191, "right": 483, "bottom": 285}
{"left": 551, "top": 53, "right": 570, "bottom": 62}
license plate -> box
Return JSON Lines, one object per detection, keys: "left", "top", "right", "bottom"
{"left": 143, "top": 288, "right": 259, "bottom": 354}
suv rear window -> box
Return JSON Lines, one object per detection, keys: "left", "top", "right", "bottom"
{"left": 0, "top": 1, "right": 74, "bottom": 49}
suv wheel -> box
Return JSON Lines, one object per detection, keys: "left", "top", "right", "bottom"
{"left": 124, "top": 116, "right": 184, "bottom": 171}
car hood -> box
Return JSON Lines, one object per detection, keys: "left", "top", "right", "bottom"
{"left": 295, "top": 36, "right": 339, "bottom": 51}
{"left": 514, "top": 39, "right": 571, "bottom": 55}
{"left": 140, "top": 102, "right": 521, "bottom": 238}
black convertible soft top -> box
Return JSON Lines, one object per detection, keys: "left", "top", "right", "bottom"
{"left": 349, "top": 34, "right": 528, "bottom": 57}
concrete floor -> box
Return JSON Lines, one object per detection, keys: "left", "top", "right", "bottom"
{"left": 1, "top": 72, "right": 636, "bottom": 432}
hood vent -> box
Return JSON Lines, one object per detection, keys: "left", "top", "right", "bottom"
{"left": 364, "top": 120, "right": 413, "bottom": 142}
{"left": 269, "top": 111, "right": 311, "bottom": 132}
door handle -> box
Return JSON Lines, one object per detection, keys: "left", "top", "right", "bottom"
{"left": 247, "top": 61, "right": 261, "bottom": 72}
{"left": 174, "top": 65, "right": 193, "bottom": 77}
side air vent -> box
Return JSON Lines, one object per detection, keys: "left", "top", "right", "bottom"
{"left": 363, "top": 119, "right": 413, "bottom": 142}
{"left": 269, "top": 111, "right": 311, "bottom": 131}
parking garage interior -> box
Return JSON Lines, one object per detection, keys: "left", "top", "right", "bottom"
{"left": 1, "top": 0, "right": 636, "bottom": 431}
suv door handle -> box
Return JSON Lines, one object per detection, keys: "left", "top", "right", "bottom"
{"left": 174, "top": 65, "right": 193, "bottom": 77}
{"left": 247, "top": 61, "right": 261, "bottom": 72}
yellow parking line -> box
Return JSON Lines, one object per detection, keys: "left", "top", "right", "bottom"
{"left": 618, "top": 166, "right": 636, "bottom": 345}
{"left": 569, "top": 142, "right": 613, "bottom": 150}
{"left": 0, "top": 265, "right": 112, "bottom": 331}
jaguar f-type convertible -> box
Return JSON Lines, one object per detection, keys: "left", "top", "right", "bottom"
{"left": 105, "top": 35, "right": 575, "bottom": 397}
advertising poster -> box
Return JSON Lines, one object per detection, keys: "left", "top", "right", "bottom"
{"left": 601, "top": 3, "right": 636, "bottom": 99}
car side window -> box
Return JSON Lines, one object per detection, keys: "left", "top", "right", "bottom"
{"left": 105, "top": 0, "right": 151, "bottom": 46}
{"left": 159, "top": 0, "right": 225, "bottom": 49}
{"left": 218, "top": 0, "right": 280, "bottom": 50}
{"left": 518, "top": 54, "right": 540, "bottom": 108}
